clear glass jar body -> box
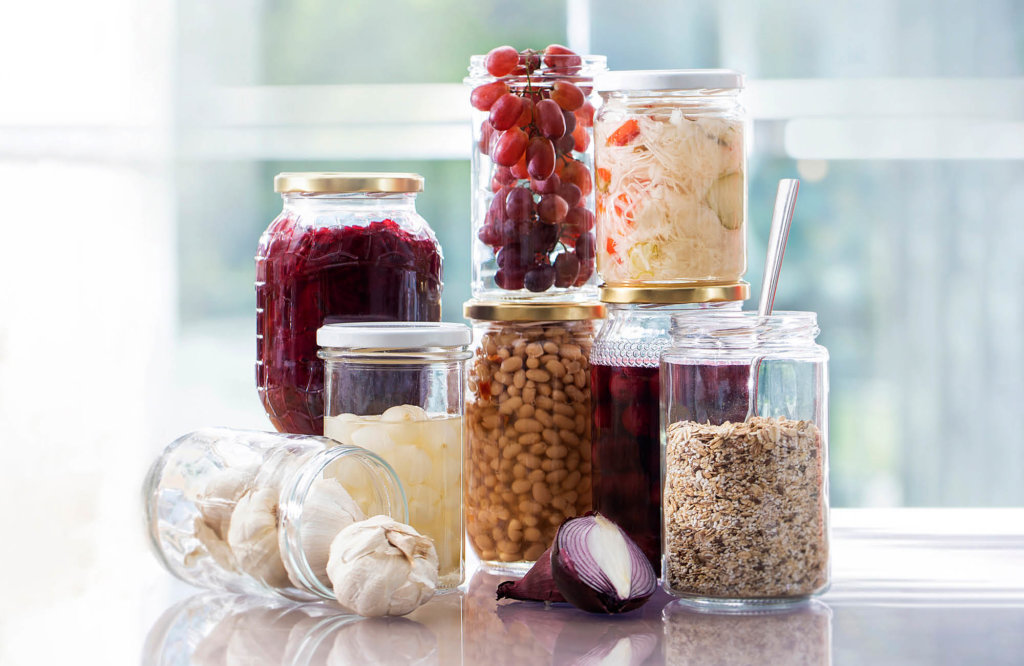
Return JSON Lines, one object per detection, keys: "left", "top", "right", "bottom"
{"left": 145, "top": 428, "right": 407, "bottom": 602}
{"left": 661, "top": 311, "right": 830, "bottom": 606}
{"left": 594, "top": 87, "right": 747, "bottom": 286}
{"left": 466, "top": 55, "right": 607, "bottom": 302}
{"left": 255, "top": 191, "right": 443, "bottom": 436}
{"left": 320, "top": 332, "right": 469, "bottom": 589}
{"left": 464, "top": 306, "right": 602, "bottom": 570}
{"left": 590, "top": 300, "right": 743, "bottom": 570}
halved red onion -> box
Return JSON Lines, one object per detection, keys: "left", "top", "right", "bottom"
{"left": 550, "top": 513, "right": 657, "bottom": 614}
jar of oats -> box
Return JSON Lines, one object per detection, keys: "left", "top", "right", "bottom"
{"left": 464, "top": 300, "right": 604, "bottom": 571}
{"left": 661, "top": 311, "right": 830, "bottom": 607}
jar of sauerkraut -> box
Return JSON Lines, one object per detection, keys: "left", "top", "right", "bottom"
{"left": 593, "top": 70, "right": 747, "bottom": 287}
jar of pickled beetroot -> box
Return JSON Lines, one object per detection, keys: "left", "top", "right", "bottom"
{"left": 319, "top": 322, "right": 471, "bottom": 590}
{"left": 144, "top": 428, "right": 407, "bottom": 601}
{"left": 256, "top": 173, "right": 443, "bottom": 436}
{"left": 590, "top": 284, "right": 747, "bottom": 570}
{"left": 466, "top": 46, "right": 607, "bottom": 301}
{"left": 661, "top": 311, "right": 830, "bottom": 607}
{"left": 463, "top": 300, "right": 604, "bottom": 571}
{"left": 593, "top": 70, "right": 747, "bottom": 287}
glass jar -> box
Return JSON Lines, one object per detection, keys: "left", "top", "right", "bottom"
{"left": 593, "top": 70, "right": 747, "bottom": 287}
{"left": 256, "top": 172, "right": 443, "bottom": 436}
{"left": 466, "top": 52, "right": 607, "bottom": 301}
{"left": 464, "top": 301, "right": 604, "bottom": 571}
{"left": 661, "top": 311, "right": 830, "bottom": 607}
{"left": 590, "top": 285, "right": 747, "bottom": 570}
{"left": 318, "top": 322, "right": 471, "bottom": 589}
{"left": 145, "top": 428, "right": 407, "bottom": 602}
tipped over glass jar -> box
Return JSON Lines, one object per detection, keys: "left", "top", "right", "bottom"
{"left": 255, "top": 172, "right": 443, "bottom": 436}
{"left": 144, "top": 428, "right": 407, "bottom": 601}
{"left": 593, "top": 70, "right": 747, "bottom": 287}
{"left": 319, "top": 322, "right": 471, "bottom": 589}
{"left": 660, "top": 311, "right": 830, "bottom": 608}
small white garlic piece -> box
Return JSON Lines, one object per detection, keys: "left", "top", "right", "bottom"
{"left": 293, "top": 477, "right": 365, "bottom": 588}
{"left": 186, "top": 516, "right": 238, "bottom": 572}
{"left": 196, "top": 466, "right": 257, "bottom": 539}
{"left": 326, "top": 515, "right": 439, "bottom": 617}
{"left": 227, "top": 487, "right": 290, "bottom": 589}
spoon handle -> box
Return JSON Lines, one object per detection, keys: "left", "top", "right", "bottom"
{"left": 758, "top": 179, "right": 800, "bottom": 317}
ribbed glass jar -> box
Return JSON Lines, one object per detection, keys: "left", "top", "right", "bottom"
{"left": 256, "top": 172, "right": 443, "bottom": 436}
{"left": 466, "top": 53, "right": 607, "bottom": 302}
{"left": 593, "top": 69, "right": 747, "bottom": 287}
{"left": 463, "top": 300, "right": 604, "bottom": 571}
{"left": 661, "top": 311, "right": 830, "bottom": 607}
{"left": 319, "top": 322, "right": 471, "bottom": 590}
{"left": 590, "top": 285, "right": 746, "bottom": 570}
{"left": 145, "top": 428, "right": 406, "bottom": 602}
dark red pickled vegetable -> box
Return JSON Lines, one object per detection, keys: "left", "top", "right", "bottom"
{"left": 255, "top": 217, "right": 442, "bottom": 435}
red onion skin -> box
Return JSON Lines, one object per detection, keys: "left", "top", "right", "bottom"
{"left": 550, "top": 517, "right": 655, "bottom": 614}
{"left": 496, "top": 547, "right": 567, "bottom": 603}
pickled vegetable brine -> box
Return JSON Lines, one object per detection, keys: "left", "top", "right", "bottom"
{"left": 594, "top": 70, "right": 747, "bottom": 287}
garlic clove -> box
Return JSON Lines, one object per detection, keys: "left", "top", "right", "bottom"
{"left": 294, "top": 477, "right": 366, "bottom": 588}
{"left": 706, "top": 171, "right": 744, "bottom": 230}
{"left": 196, "top": 466, "right": 257, "bottom": 540}
{"left": 227, "top": 487, "right": 291, "bottom": 589}
{"left": 326, "top": 515, "right": 439, "bottom": 617}
{"left": 380, "top": 405, "right": 430, "bottom": 423}
{"left": 187, "top": 516, "right": 238, "bottom": 573}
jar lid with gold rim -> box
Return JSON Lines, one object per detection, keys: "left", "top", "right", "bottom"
{"left": 274, "top": 172, "right": 424, "bottom": 194}
{"left": 598, "top": 282, "right": 749, "bottom": 305}
{"left": 463, "top": 300, "right": 605, "bottom": 322}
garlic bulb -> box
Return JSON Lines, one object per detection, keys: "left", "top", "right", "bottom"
{"left": 326, "top": 515, "right": 439, "bottom": 617}
{"left": 292, "top": 477, "right": 366, "bottom": 588}
{"left": 196, "top": 466, "right": 257, "bottom": 540}
{"left": 227, "top": 487, "right": 290, "bottom": 589}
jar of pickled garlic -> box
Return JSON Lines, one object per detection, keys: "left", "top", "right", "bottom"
{"left": 593, "top": 70, "right": 747, "bottom": 287}
{"left": 466, "top": 48, "right": 607, "bottom": 301}
{"left": 144, "top": 428, "right": 406, "bottom": 601}
{"left": 318, "top": 322, "right": 471, "bottom": 589}
{"left": 463, "top": 300, "right": 604, "bottom": 571}
{"left": 590, "top": 284, "right": 747, "bottom": 569}
{"left": 661, "top": 311, "right": 830, "bottom": 607}
{"left": 256, "top": 173, "right": 443, "bottom": 436}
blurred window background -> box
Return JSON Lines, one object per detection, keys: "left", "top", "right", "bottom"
{"left": 2, "top": 0, "right": 1022, "bottom": 545}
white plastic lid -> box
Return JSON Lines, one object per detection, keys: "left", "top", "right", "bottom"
{"left": 594, "top": 69, "right": 744, "bottom": 93}
{"left": 317, "top": 322, "right": 471, "bottom": 349}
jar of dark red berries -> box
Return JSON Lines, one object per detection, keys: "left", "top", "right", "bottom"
{"left": 256, "top": 173, "right": 443, "bottom": 436}
{"left": 589, "top": 284, "right": 747, "bottom": 570}
{"left": 466, "top": 46, "right": 607, "bottom": 301}
{"left": 464, "top": 300, "right": 604, "bottom": 571}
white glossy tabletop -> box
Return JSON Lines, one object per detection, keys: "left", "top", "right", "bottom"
{"left": 3, "top": 509, "right": 1023, "bottom": 665}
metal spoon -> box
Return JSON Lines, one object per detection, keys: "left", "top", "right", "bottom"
{"left": 746, "top": 179, "right": 800, "bottom": 419}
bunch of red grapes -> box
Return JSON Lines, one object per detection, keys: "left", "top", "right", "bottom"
{"left": 472, "top": 44, "right": 597, "bottom": 293}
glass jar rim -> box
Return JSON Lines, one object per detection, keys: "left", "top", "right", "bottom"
{"left": 670, "top": 310, "right": 819, "bottom": 341}
{"left": 317, "top": 322, "right": 471, "bottom": 350}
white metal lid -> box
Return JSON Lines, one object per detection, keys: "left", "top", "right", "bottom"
{"left": 317, "top": 322, "right": 471, "bottom": 349}
{"left": 594, "top": 69, "right": 744, "bottom": 93}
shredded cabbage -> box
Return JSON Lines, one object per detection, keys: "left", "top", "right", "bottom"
{"left": 595, "top": 102, "right": 745, "bottom": 284}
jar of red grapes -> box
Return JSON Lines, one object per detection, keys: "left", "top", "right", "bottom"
{"left": 463, "top": 300, "right": 604, "bottom": 571}
{"left": 256, "top": 173, "right": 443, "bottom": 437}
{"left": 466, "top": 46, "right": 607, "bottom": 301}
{"left": 590, "top": 284, "right": 747, "bottom": 570}
{"left": 593, "top": 70, "right": 747, "bottom": 287}
{"left": 661, "top": 311, "right": 829, "bottom": 607}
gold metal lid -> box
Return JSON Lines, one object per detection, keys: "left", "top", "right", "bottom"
{"left": 463, "top": 300, "right": 606, "bottom": 322}
{"left": 599, "top": 282, "right": 749, "bottom": 304}
{"left": 274, "top": 172, "right": 424, "bottom": 194}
